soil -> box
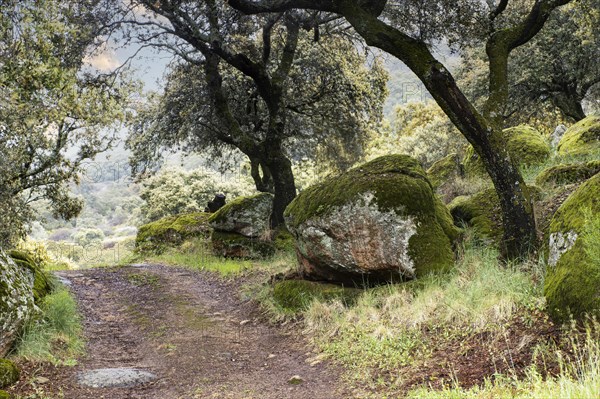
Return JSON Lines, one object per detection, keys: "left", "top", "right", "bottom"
{"left": 8, "top": 264, "right": 352, "bottom": 399}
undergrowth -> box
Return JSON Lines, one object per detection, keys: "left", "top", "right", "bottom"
{"left": 15, "top": 286, "right": 84, "bottom": 365}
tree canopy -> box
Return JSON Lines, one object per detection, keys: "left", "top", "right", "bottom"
{"left": 0, "top": 0, "right": 137, "bottom": 246}
{"left": 122, "top": 1, "right": 387, "bottom": 227}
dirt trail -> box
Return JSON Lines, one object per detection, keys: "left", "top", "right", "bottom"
{"left": 15, "top": 264, "right": 352, "bottom": 399}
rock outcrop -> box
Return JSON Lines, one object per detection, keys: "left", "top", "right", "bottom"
{"left": 209, "top": 193, "right": 275, "bottom": 258}
{"left": 557, "top": 115, "right": 600, "bottom": 156}
{"left": 544, "top": 173, "right": 600, "bottom": 322}
{"left": 284, "top": 155, "right": 459, "bottom": 285}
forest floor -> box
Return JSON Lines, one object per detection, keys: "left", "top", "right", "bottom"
{"left": 9, "top": 264, "right": 352, "bottom": 399}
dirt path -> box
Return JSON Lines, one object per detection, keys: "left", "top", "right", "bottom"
{"left": 15, "top": 264, "right": 352, "bottom": 399}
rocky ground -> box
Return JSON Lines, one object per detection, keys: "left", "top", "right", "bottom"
{"left": 8, "top": 264, "right": 351, "bottom": 399}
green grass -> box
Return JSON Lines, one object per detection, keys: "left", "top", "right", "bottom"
{"left": 407, "top": 323, "right": 600, "bottom": 399}
{"left": 297, "top": 236, "right": 544, "bottom": 392}
{"left": 520, "top": 148, "right": 600, "bottom": 185}
{"left": 144, "top": 238, "right": 252, "bottom": 276}
{"left": 15, "top": 287, "right": 84, "bottom": 365}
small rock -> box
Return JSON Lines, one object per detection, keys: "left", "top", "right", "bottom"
{"left": 35, "top": 376, "right": 50, "bottom": 384}
{"left": 239, "top": 320, "right": 251, "bottom": 326}
{"left": 288, "top": 375, "right": 304, "bottom": 385}
{"left": 267, "top": 354, "right": 276, "bottom": 359}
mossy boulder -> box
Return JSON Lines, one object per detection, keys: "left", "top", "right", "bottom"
{"left": 272, "top": 280, "right": 361, "bottom": 312}
{"left": 535, "top": 161, "right": 600, "bottom": 187}
{"left": 449, "top": 185, "right": 540, "bottom": 245}
{"left": 426, "top": 153, "right": 463, "bottom": 189}
{"left": 0, "top": 248, "right": 36, "bottom": 357}
{"left": 0, "top": 359, "right": 19, "bottom": 388}
{"left": 8, "top": 251, "right": 52, "bottom": 305}
{"left": 449, "top": 188, "right": 503, "bottom": 243}
{"left": 0, "top": 390, "right": 10, "bottom": 399}
{"left": 557, "top": 115, "right": 600, "bottom": 156}
{"left": 544, "top": 173, "right": 600, "bottom": 322}
{"left": 136, "top": 212, "right": 211, "bottom": 253}
{"left": 209, "top": 193, "right": 275, "bottom": 258}
{"left": 284, "top": 155, "right": 459, "bottom": 285}
{"left": 463, "top": 125, "right": 551, "bottom": 176}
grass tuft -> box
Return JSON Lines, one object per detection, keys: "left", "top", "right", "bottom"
{"left": 15, "top": 287, "right": 84, "bottom": 365}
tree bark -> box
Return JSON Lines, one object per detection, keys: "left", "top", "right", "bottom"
{"left": 263, "top": 139, "right": 297, "bottom": 229}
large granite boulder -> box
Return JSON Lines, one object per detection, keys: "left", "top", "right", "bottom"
{"left": 544, "top": 173, "right": 600, "bottom": 322}
{"left": 557, "top": 115, "right": 600, "bottom": 156}
{"left": 463, "top": 125, "right": 551, "bottom": 176}
{"left": 209, "top": 193, "right": 275, "bottom": 258}
{"left": 0, "top": 248, "right": 36, "bottom": 357}
{"left": 284, "top": 155, "right": 459, "bottom": 285}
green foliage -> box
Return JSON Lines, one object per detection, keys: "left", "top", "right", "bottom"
{"left": 535, "top": 160, "right": 600, "bottom": 187}
{"left": 544, "top": 174, "right": 600, "bottom": 322}
{"left": 16, "top": 287, "right": 84, "bottom": 365}
{"left": 0, "top": 0, "right": 138, "bottom": 246}
{"left": 0, "top": 359, "right": 19, "bottom": 388}
{"left": 128, "top": 17, "right": 388, "bottom": 181}
{"left": 367, "top": 101, "right": 467, "bottom": 168}
{"left": 140, "top": 166, "right": 254, "bottom": 222}
{"left": 136, "top": 212, "right": 211, "bottom": 254}
{"left": 457, "top": 0, "right": 600, "bottom": 125}
{"left": 71, "top": 228, "right": 105, "bottom": 248}
{"left": 557, "top": 115, "right": 600, "bottom": 156}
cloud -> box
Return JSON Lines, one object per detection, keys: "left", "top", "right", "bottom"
{"left": 84, "top": 42, "right": 120, "bottom": 72}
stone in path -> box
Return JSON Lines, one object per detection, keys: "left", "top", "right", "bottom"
{"left": 77, "top": 368, "right": 157, "bottom": 388}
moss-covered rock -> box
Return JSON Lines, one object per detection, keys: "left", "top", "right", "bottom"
{"left": 0, "top": 359, "right": 19, "bottom": 388}
{"left": 284, "top": 155, "right": 459, "bottom": 285}
{"left": 0, "top": 249, "right": 36, "bottom": 357}
{"left": 557, "top": 115, "right": 600, "bottom": 156}
{"left": 136, "top": 212, "right": 211, "bottom": 254}
{"left": 449, "top": 188, "right": 503, "bottom": 243}
{"left": 0, "top": 389, "right": 10, "bottom": 399}
{"left": 272, "top": 280, "right": 361, "bottom": 312}
{"left": 426, "top": 153, "right": 463, "bottom": 189}
{"left": 536, "top": 161, "right": 600, "bottom": 187}
{"left": 8, "top": 251, "right": 52, "bottom": 305}
{"left": 463, "top": 125, "right": 551, "bottom": 176}
{"left": 209, "top": 193, "right": 274, "bottom": 259}
{"left": 544, "top": 173, "right": 600, "bottom": 322}
{"left": 208, "top": 193, "right": 273, "bottom": 237}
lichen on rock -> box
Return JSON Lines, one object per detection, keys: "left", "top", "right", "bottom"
{"left": 285, "top": 155, "right": 458, "bottom": 285}
{"left": 557, "top": 115, "right": 600, "bottom": 156}
{"left": 209, "top": 193, "right": 275, "bottom": 259}
{"left": 544, "top": 173, "right": 600, "bottom": 322}
{"left": 0, "top": 248, "right": 36, "bottom": 357}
